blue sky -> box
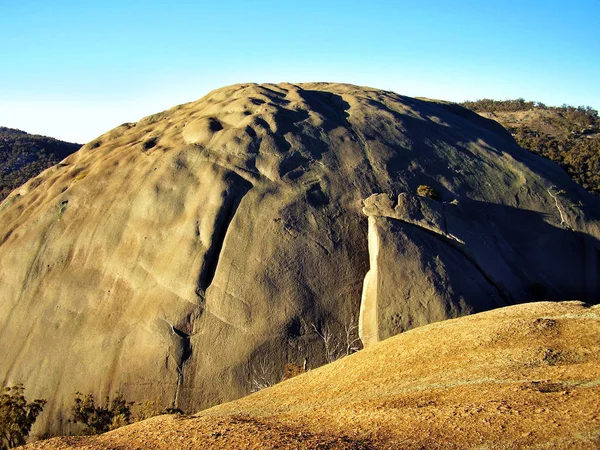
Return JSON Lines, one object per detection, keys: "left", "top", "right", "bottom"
{"left": 1, "top": 0, "right": 599, "bottom": 143}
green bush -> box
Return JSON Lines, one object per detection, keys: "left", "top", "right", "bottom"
{"left": 0, "top": 384, "right": 46, "bottom": 449}
{"left": 70, "top": 392, "right": 182, "bottom": 434}
{"left": 417, "top": 184, "right": 439, "bottom": 200}
{"left": 70, "top": 392, "right": 133, "bottom": 435}
{"left": 132, "top": 397, "right": 182, "bottom": 420}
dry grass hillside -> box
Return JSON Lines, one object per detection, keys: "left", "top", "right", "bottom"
{"left": 461, "top": 99, "right": 600, "bottom": 195}
{"left": 25, "top": 301, "right": 600, "bottom": 449}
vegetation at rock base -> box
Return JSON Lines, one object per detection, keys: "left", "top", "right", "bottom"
{"left": 70, "top": 393, "right": 184, "bottom": 435}
{"left": 0, "top": 385, "right": 46, "bottom": 449}
{"left": 134, "top": 397, "right": 165, "bottom": 422}
{"left": 0, "top": 127, "right": 80, "bottom": 202}
{"left": 250, "top": 317, "right": 362, "bottom": 393}
{"left": 461, "top": 99, "right": 600, "bottom": 195}
{"left": 70, "top": 392, "right": 134, "bottom": 435}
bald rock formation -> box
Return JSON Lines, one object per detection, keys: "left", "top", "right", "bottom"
{"left": 0, "top": 83, "right": 599, "bottom": 435}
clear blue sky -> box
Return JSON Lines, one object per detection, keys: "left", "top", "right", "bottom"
{"left": 1, "top": 0, "right": 599, "bottom": 143}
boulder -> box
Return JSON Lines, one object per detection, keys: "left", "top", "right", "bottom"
{"left": 0, "top": 83, "right": 598, "bottom": 435}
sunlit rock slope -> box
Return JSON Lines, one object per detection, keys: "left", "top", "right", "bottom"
{"left": 0, "top": 83, "right": 598, "bottom": 435}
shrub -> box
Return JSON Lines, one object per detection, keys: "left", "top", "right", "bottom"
{"left": 132, "top": 397, "right": 182, "bottom": 421}
{"left": 284, "top": 363, "right": 306, "bottom": 380}
{"left": 0, "top": 384, "right": 46, "bottom": 449}
{"left": 70, "top": 392, "right": 133, "bottom": 435}
{"left": 134, "top": 397, "right": 163, "bottom": 422}
{"left": 417, "top": 184, "right": 439, "bottom": 200}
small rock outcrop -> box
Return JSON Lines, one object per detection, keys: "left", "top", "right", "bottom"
{"left": 359, "top": 193, "right": 506, "bottom": 345}
{"left": 0, "top": 83, "right": 599, "bottom": 436}
{"left": 359, "top": 189, "right": 600, "bottom": 344}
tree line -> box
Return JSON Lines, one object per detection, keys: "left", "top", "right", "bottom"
{"left": 461, "top": 99, "right": 600, "bottom": 195}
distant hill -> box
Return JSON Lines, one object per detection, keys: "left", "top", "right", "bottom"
{"left": 461, "top": 100, "right": 600, "bottom": 195}
{"left": 0, "top": 127, "right": 81, "bottom": 201}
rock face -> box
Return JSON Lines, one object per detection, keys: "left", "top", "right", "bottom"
{"left": 0, "top": 83, "right": 599, "bottom": 435}
{"left": 359, "top": 194, "right": 506, "bottom": 345}
{"left": 25, "top": 301, "right": 600, "bottom": 449}
{"left": 359, "top": 188, "right": 600, "bottom": 345}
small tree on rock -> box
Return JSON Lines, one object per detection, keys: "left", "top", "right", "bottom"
{"left": 416, "top": 184, "right": 439, "bottom": 200}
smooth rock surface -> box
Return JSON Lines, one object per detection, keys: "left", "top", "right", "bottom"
{"left": 0, "top": 83, "right": 599, "bottom": 435}
{"left": 360, "top": 189, "right": 600, "bottom": 344}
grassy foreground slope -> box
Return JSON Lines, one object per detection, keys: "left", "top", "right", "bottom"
{"left": 462, "top": 100, "right": 600, "bottom": 195}
{"left": 26, "top": 301, "right": 600, "bottom": 449}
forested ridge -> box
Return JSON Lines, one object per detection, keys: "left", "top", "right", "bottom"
{"left": 461, "top": 99, "right": 600, "bottom": 195}
{"left": 0, "top": 127, "right": 80, "bottom": 201}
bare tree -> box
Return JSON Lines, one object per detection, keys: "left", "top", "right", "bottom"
{"left": 249, "top": 357, "right": 279, "bottom": 393}
{"left": 311, "top": 323, "right": 341, "bottom": 364}
{"left": 249, "top": 316, "right": 363, "bottom": 392}
{"left": 342, "top": 315, "right": 362, "bottom": 356}
{"left": 312, "top": 315, "right": 362, "bottom": 364}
